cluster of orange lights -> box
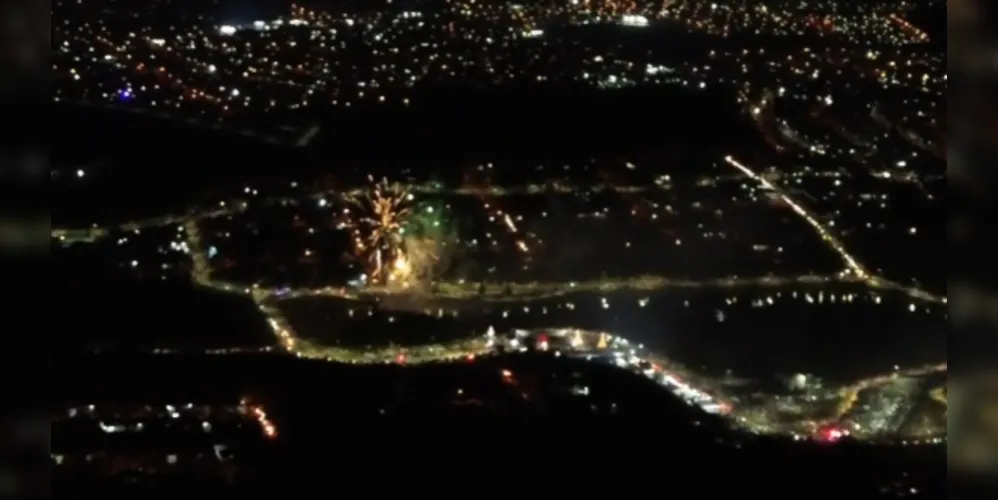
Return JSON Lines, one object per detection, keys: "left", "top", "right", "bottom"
{"left": 248, "top": 404, "right": 278, "bottom": 439}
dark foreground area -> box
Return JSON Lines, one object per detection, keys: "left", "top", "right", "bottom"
{"left": 52, "top": 84, "right": 746, "bottom": 227}
{"left": 54, "top": 353, "right": 944, "bottom": 498}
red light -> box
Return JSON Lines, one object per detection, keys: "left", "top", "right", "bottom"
{"left": 537, "top": 333, "right": 549, "bottom": 344}
{"left": 396, "top": 353, "right": 406, "bottom": 364}
{"left": 466, "top": 353, "right": 475, "bottom": 362}
{"left": 818, "top": 425, "right": 844, "bottom": 443}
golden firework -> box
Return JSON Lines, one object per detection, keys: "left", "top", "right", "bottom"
{"left": 342, "top": 176, "right": 417, "bottom": 283}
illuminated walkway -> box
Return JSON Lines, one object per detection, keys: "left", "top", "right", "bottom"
{"left": 204, "top": 272, "right": 937, "bottom": 306}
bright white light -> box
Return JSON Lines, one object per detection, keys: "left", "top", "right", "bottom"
{"left": 620, "top": 14, "right": 649, "bottom": 27}
{"left": 219, "top": 25, "right": 237, "bottom": 35}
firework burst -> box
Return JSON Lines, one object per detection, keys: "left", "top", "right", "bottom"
{"left": 343, "top": 176, "right": 418, "bottom": 284}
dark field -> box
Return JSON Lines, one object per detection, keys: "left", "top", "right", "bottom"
{"left": 277, "top": 296, "right": 479, "bottom": 348}
{"left": 484, "top": 285, "right": 945, "bottom": 381}
{"left": 55, "top": 271, "right": 274, "bottom": 353}
{"left": 56, "top": 351, "right": 696, "bottom": 423}
{"left": 196, "top": 183, "right": 844, "bottom": 290}
{"left": 55, "top": 352, "right": 944, "bottom": 497}
{"left": 793, "top": 174, "right": 945, "bottom": 293}
{"left": 198, "top": 202, "right": 357, "bottom": 288}
{"left": 52, "top": 83, "right": 747, "bottom": 228}
{"left": 274, "top": 282, "right": 945, "bottom": 382}
{"left": 54, "top": 223, "right": 275, "bottom": 351}
{"left": 436, "top": 186, "right": 843, "bottom": 282}
{"left": 54, "top": 224, "right": 194, "bottom": 281}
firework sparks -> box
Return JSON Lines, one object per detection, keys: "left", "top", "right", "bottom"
{"left": 341, "top": 176, "right": 457, "bottom": 287}
{"left": 341, "top": 176, "right": 460, "bottom": 288}
{"left": 342, "top": 176, "right": 415, "bottom": 283}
